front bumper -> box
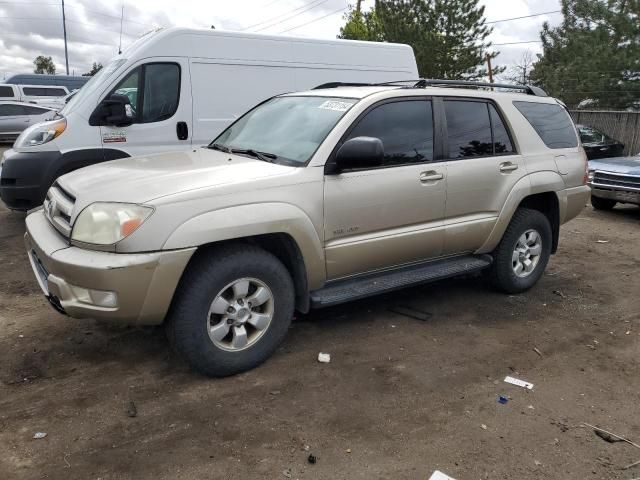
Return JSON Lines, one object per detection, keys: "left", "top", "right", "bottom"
{"left": 25, "top": 209, "right": 195, "bottom": 325}
{"left": 1, "top": 148, "right": 62, "bottom": 211}
{"left": 591, "top": 186, "right": 640, "bottom": 206}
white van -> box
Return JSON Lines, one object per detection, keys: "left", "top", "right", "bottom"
{"left": 0, "top": 84, "right": 69, "bottom": 109}
{"left": 0, "top": 27, "right": 418, "bottom": 210}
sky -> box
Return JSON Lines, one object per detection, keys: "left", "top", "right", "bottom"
{"left": 0, "top": 0, "right": 563, "bottom": 80}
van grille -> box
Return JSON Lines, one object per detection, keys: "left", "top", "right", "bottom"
{"left": 43, "top": 182, "right": 75, "bottom": 238}
{"left": 592, "top": 171, "right": 640, "bottom": 192}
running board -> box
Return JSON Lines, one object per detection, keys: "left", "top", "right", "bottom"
{"left": 310, "top": 254, "right": 493, "bottom": 308}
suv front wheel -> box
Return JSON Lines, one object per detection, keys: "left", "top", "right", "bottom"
{"left": 488, "top": 208, "right": 552, "bottom": 294}
{"left": 167, "top": 245, "right": 295, "bottom": 377}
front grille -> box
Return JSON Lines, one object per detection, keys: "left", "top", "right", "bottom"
{"left": 44, "top": 182, "right": 76, "bottom": 238}
{"left": 592, "top": 171, "right": 640, "bottom": 192}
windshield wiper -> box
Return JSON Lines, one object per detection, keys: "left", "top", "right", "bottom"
{"left": 207, "top": 143, "right": 231, "bottom": 153}
{"left": 230, "top": 148, "right": 278, "bottom": 163}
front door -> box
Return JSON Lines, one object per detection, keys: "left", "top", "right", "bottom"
{"left": 323, "top": 98, "right": 447, "bottom": 280}
{"left": 100, "top": 59, "right": 192, "bottom": 157}
{"left": 440, "top": 99, "right": 526, "bottom": 255}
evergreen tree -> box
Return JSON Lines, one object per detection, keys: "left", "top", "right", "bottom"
{"left": 338, "top": 0, "right": 499, "bottom": 80}
{"left": 531, "top": 0, "right": 640, "bottom": 109}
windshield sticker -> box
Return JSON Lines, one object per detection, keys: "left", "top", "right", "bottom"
{"left": 318, "top": 100, "right": 352, "bottom": 112}
{"left": 103, "top": 131, "right": 127, "bottom": 143}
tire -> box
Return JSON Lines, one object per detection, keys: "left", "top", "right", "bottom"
{"left": 488, "top": 208, "right": 552, "bottom": 294}
{"left": 590, "top": 195, "right": 616, "bottom": 211}
{"left": 166, "top": 244, "right": 295, "bottom": 377}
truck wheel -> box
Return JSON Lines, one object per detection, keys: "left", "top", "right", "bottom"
{"left": 167, "top": 245, "right": 294, "bottom": 377}
{"left": 591, "top": 195, "right": 616, "bottom": 211}
{"left": 488, "top": 208, "right": 552, "bottom": 294}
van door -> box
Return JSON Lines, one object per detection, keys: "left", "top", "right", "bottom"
{"left": 99, "top": 59, "right": 191, "bottom": 157}
{"left": 441, "top": 99, "right": 525, "bottom": 255}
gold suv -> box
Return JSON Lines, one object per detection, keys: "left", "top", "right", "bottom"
{"left": 24, "top": 80, "right": 590, "bottom": 376}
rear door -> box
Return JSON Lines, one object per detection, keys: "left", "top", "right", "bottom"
{"left": 99, "top": 59, "right": 192, "bottom": 157}
{"left": 323, "top": 98, "right": 447, "bottom": 279}
{"left": 0, "top": 104, "right": 30, "bottom": 135}
{"left": 441, "top": 98, "right": 525, "bottom": 255}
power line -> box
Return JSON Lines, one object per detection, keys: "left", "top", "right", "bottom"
{"left": 493, "top": 40, "right": 542, "bottom": 46}
{"left": 244, "top": 0, "right": 331, "bottom": 32}
{"left": 0, "top": 16, "right": 141, "bottom": 37}
{"left": 279, "top": 6, "right": 347, "bottom": 33}
{"left": 486, "top": 10, "right": 562, "bottom": 24}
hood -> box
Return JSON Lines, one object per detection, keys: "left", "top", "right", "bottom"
{"left": 58, "top": 148, "right": 298, "bottom": 207}
{"left": 589, "top": 156, "right": 640, "bottom": 175}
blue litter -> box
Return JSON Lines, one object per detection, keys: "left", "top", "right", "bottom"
{"left": 498, "top": 395, "right": 509, "bottom": 404}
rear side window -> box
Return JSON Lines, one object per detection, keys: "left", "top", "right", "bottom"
{"left": 347, "top": 100, "right": 434, "bottom": 166}
{"left": 0, "top": 104, "right": 26, "bottom": 116}
{"left": 23, "top": 87, "right": 65, "bottom": 97}
{"left": 445, "top": 100, "right": 494, "bottom": 158}
{"left": 513, "top": 101, "right": 578, "bottom": 149}
{"left": 23, "top": 105, "right": 49, "bottom": 115}
{"left": 0, "top": 86, "right": 14, "bottom": 97}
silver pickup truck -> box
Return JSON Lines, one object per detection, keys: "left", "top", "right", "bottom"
{"left": 588, "top": 156, "right": 640, "bottom": 210}
{"left": 24, "top": 81, "right": 590, "bottom": 376}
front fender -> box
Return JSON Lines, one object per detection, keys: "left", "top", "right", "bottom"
{"left": 162, "top": 202, "right": 326, "bottom": 289}
{"left": 477, "top": 171, "right": 565, "bottom": 254}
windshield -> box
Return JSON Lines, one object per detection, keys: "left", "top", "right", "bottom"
{"left": 212, "top": 96, "right": 358, "bottom": 165}
{"left": 59, "top": 58, "right": 127, "bottom": 115}
{"left": 579, "top": 126, "right": 605, "bottom": 144}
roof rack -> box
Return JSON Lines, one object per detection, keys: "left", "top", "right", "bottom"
{"left": 313, "top": 79, "right": 548, "bottom": 97}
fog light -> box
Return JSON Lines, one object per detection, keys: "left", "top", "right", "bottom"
{"left": 70, "top": 285, "right": 118, "bottom": 308}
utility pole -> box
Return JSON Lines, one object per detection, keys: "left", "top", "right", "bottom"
{"left": 486, "top": 53, "right": 494, "bottom": 84}
{"left": 118, "top": 5, "right": 124, "bottom": 54}
{"left": 356, "top": 0, "right": 362, "bottom": 13}
{"left": 61, "top": 0, "right": 69, "bottom": 75}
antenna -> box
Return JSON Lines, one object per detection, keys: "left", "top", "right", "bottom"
{"left": 118, "top": 4, "right": 124, "bottom": 54}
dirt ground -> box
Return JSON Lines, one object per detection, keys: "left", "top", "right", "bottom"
{"left": 1, "top": 144, "right": 639, "bottom": 480}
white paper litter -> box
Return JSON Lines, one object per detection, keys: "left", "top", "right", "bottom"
{"left": 33, "top": 432, "right": 47, "bottom": 439}
{"left": 429, "top": 471, "right": 457, "bottom": 480}
{"left": 504, "top": 375, "right": 534, "bottom": 390}
{"left": 317, "top": 352, "right": 331, "bottom": 363}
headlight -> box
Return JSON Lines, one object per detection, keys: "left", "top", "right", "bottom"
{"left": 14, "top": 118, "right": 66, "bottom": 148}
{"left": 588, "top": 170, "right": 595, "bottom": 182}
{"left": 71, "top": 203, "right": 153, "bottom": 245}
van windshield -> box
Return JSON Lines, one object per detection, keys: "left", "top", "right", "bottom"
{"left": 211, "top": 96, "right": 358, "bottom": 165}
{"left": 59, "top": 58, "right": 127, "bottom": 115}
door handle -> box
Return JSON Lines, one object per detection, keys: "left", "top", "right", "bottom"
{"left": 420, "top": 171, "right": 444, "bottom": 182}
{"left": 176, "top": 121, "right": 188, "bottom": 141}
{"left": 499, "top": 162, "right": 518, "bottom": 173}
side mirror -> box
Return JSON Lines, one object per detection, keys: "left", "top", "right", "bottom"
{"left": 89, "top": 93, "right": 133, "bottom": 127}
{"left": 333, "top": 136, "right": 384, "bottom": 172}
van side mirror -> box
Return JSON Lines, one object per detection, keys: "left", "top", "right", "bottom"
{"left": 331, "top": 136, "right": 384, "bottom": 173}
{"left": 89, "top": 94, "right": 134, "bottom": 127}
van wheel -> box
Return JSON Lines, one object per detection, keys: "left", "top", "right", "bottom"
{"left": 488, "top": 208, "right": 552, "bottom": 294}
{"left": 591, "top": 195, "right": 616, "bottom": 211}
{"left": 166, "top": 245, "right": 294, "bottom": 377}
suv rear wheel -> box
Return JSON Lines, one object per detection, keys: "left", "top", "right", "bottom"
{"left": 167, "top": 245, "right": 294, "bottom": 377}
{"left": 488, "top": 208, "right": 552, "bottom": 294}
{"left": 590, "top": 195, "right": 616, "bottom": 211}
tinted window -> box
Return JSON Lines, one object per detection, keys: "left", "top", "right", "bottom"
{"left": 445, "top": 100, "right": 493, "bottom": 158}
{"left": 44, "top": 88, "right": 66, "bottom": 96}
{"left": 347, "top": 100, "right": 434, "bottom": 166}
{"left": 489, "top": 104, "right": 514, "bottom": 154}
{"left": 0, "top": 86, "right": 14, "bottom": 98}
{"left": 514, "top": 101, "right": 578, "bottom": 149}
{"left": 0, "top": 104, "right": 26, "bottom": 116}
{"left": 142, "top": 63, "right": 180, "bottom": 123}
{"left": 578, "top": 126, "right": 604, "bottom": 144}
{"left": 22, "top": 87, "right": 45, "bottom": 96}
{"left": 23, "top": 105, "right": 49, "bottom": 115}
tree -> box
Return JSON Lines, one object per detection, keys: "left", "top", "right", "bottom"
{"left": 33, "top": 55, "right": 56, "bottom": 74}
{"left": 502, "top": 51, "right": 536, "bottom": 86}
{"left": 531, "top": 0, "right": 640, "bottom": 109}
{"left": 82, "top": 62, "right": 103, "bottom": 77}
{"left": 337, "top": 0, "right": 501, "bottom": 80}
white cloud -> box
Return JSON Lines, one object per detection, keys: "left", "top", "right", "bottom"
{"left": 0, "top": 0, "right": 562, "bottom": 80}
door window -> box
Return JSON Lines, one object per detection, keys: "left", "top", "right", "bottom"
{"left": 346, "top": 100, "right": 434, "bottom": 167}
{"left": 0, "top": 86, "right": 14, "bottom": 98}
{"left": 0, "top": 104, "right": 25, "bottom": 116}
{"left": 489, "top": 104, "right": 514, "bottom": 154}
{"left": 445, "top": 100, "right": 494, "bottom": 158}
{"left": 23, "top": 105, "right": 49, "bottom": 115}
{"left": 109, "top": 63, "right": 180, "bottom": 124}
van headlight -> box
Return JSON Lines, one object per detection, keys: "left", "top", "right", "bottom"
{"left": 71, "top": 203, "right": 153, "bottom": 245}
{"left": 15, "top": 118, "right": 67, "bottom": 148}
